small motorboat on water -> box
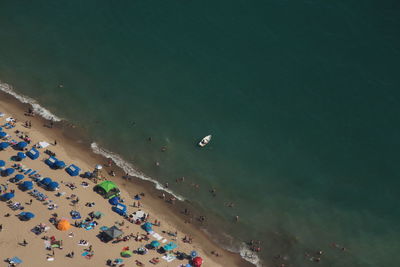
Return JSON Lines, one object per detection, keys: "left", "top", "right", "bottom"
{"left": 198, "top": 135, "right": 212, "bottom": 147}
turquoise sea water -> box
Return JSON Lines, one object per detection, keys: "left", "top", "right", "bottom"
{"left": 1, "top": 1, "right": 400, "bottom": 266}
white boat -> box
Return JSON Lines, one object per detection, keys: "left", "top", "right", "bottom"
{"left": 198, "top": 135, "right": 212, "bottom": 147}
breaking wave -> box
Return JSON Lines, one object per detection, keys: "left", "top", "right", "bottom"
{"left": 90, "top": 142, "right": 185, "bottom": 201}
{"left": 0, "top": 82, "right": 61, "bottom": 121}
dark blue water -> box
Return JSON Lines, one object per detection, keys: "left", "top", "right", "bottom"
{"left": 1, "top": 1, "right": 400, "bottom": 266}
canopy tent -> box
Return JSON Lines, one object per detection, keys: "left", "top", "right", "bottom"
{"left": 142, "top": 222, "right": 153, "bottom": 232}
{"left": 94, "top": 180, "right": 120, "bottom": 199}
{"left": 101, "top": 226, "right": 124, "bottom": 243}
{"left": 17, "top": 152, "right": 27, "bottom": 160}
{"left": 112, "top": 203, "right": 127, "bottom": 216}
{"left": 20, "top": 181, "right": 33, "bottom": 191}
{"left": 57, "top": 219, "right": 71, "bottom": 231}
{"left": 45, "top": 157, "right": 58, "bottom": 168}
{"left": 0, "top": 131, "right": 7, "bottom": 138}
{"left": 0, "top": 142, "right": 10, "bottom": 150}
{"left": 192, "top": 256, "right": 203, "bottom": 267}
{"left": 108, "top": 196, "right": 120, "bottom": 205}
{"left": 14, "top": 174, "right": 25, "bottom": 182}
{"left": 47, "top": 181, "right": 59, "bottom": 191}
{"left": 2, "top": 167, "right": 15, "bottom": 176}
{"left": 150, "top": 240, "right": 160, "bottom": 248}
{"left": 39, "top": 177, "right": 52, "bottom": 187}
{"left": 120, "top": 250, "right": 133, "bottom": 258}
{"left": 26, "top": 147, "right": 40, "bottom": 160}
{"left": 1, "top": 192, "right": 15, "bottom": 201}
{"left": 19, "top": 211, "right": 35, "bottom": 221}
{"left": 0, "top": 160, "right": 5, "bottom": 167}
{"left": 54, "top": 160, "right": 66, "bottom": 169}
{"left": 17, "top": 141, "right": 28, "bottom": 150}
{"left": 65, "top": 164, "right": 81, "bottom": 176}
{"left": 163, "top": 242, "right": 178, "bottom": 252}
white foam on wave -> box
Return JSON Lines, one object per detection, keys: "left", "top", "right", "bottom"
{"left": 90, "top": 142, "right": 185, "bottom": 201}
{"left": 0, "top": 82, "right": 61, "bottom": 121}
{"left": 239, "top": 243, "right": 263, "bottom": 267}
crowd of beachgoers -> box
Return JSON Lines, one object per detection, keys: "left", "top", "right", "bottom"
{"left": 0, "top": 104, "right": 244, "bottom": 267}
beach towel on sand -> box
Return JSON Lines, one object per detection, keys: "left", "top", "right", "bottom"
{"left": 162, "top": 253, "right": 176, "bottom": 262}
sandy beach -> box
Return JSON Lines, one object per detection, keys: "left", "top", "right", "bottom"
{"left": 0, "top": 93, "right": 253, "bottom": 267}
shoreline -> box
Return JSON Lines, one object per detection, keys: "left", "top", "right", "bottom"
{"left": 0, "top": 88, "right": 256, "bottom": 267}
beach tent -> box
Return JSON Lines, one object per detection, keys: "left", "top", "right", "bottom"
{"left": 45, "top": 157, "right": 58, "bottom": 168}
{"left": 101, "top": 226, "right": 124, "bottom": 242}
{"left": 0, "top": 160, "right": 5, "bottom": 167}
{"left": 65, "top": 164, "right": 81, "bottom": 176}
{"left": 94, "top": 180, "right": 120, "bottom": 199}
{"left": 108, "top": 196, "right": 119, "bottom": 205}
{"left": 2, "top": 167, "right": 15, "bottom": 176}
{"left": 14, "top": 174, "right": 25, "bottom": 182}
{"left": 120, "top": 251, "right": 133, "bottom": 258}
{"left": 192, "top": 257, "right": 203, "bottom": 267}
{"left": 0, "top": 142, "right": 9, "bottom": 150}
{"left": 17, "top": 141, "right": 28, "bottom": 150}
{"left": 1, "top": 192, "right": 15, "bottom": 201}
{"left": 19, "top": 211, "right": 35, "bottom": 221}
{"left": 57, "top": 219, "right": 71, "bottom": 231}
{"left": 163, "top": 242, "right": 178, "bottom": 252}
{"left": 17, "top": 152, "right": 27, "bottom": 160}
{"left": 26, "top": 147, "right": 40, "bottom": 160}
{"left": 112, "top": 203, "right": 127, "bottom": 216}
{"left": 55, "top": 160, "right": 66, "bottom": 169}
{"left": 142, "top": 222, "right": 153, "bottom": 232}
{"left": 47, "top": 181, "right": 59, "bottom": 191}
{"left": 20, "top": 181, "right": 33, "bottom": 191}
{"left": 0, "top": 131, "right": 7, "bottom": 138}
{"left": 39, "top": 177, "right": 52, "bottom": 187}
{"left": 150, "top": 240, "right": 160, "bottom": 248}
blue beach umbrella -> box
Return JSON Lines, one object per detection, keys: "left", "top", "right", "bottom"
{"left": 150, "top": 240, "right": 160, "bottom": 248}
{"left": 2, "top": 192, "right": 15, "bottom": 201}
{"left": 47, "top": 181, "right": 59, "bottom": 191}
{"left": 55, "top": 160, "right": 66, "bottom": 169}
{"left": 20, "top": 211, "right": 35, "bottom": 221}
{"left": 17, "top": 141, "right": 28, "bottom": 150}
{"left": 0, "top": 131, "right": 7, "bottom": 138}
{"left": 14, "top": 174, "right": 25, "bottom": 182}
{"left": 17, "top": 152, "right": 27, "bottom": 160}
{"left": 0, "top": 160, "right": 5, "bottom": 167}
{"left": 142, "top": 222, "right": 153, "bottom": 232}
{"left": 3, "top": 168, "right": 15, "bottom": 176}
{"left": 0, "top": 142, "right": 9, "bottom": 149}
{"left": 20, "top": 181, "right": 33, "bottom": 191}
{"left": 40, "top": 177, "right": 52, "bottom": 186}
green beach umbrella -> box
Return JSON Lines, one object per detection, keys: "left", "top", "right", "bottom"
{"left": 120, "top": 250, "right": 132, "bottom": 258}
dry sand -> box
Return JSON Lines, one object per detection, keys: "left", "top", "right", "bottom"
{"left": 0, "top": 95, "right": 252, "bottom": 267}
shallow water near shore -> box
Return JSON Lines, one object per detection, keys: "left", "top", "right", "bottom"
{"left": 1, "top": 1, "right": 400, "bottom": 266}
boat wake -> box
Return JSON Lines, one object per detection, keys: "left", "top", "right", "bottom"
{"left": 90, "top": 142, "right": 185, "bottom": 201}
{"left": 0, "top": 82, "right": 61, "bottom": 122}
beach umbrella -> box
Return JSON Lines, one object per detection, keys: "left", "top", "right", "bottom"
{"left": 142, "top": 222, "right": 153, "bottom": 232}
{"left": 17, "top": 152, "right": 27, "bottom": 160}
{"left": 186, "top": 264, "right": 192, "bottom": 267}
{"left": 150, "top": 240, "right": 160, "bottom": 248}
{"left": 3, "top": 168, "right": 15, "bottom": 176}
{"left": 163, "top": 242, "right": 177, "bottom": 252}
{"left": 2, "top": 192, "right": 15, "bottom": 201}
{"left": 0, "top": 131, "right": 7, "bottom": 138}
{"left": 192, "top": 257, "right": 203, "bottom": 267}
{"left": 17, "top": 141, "right": 28, "bottom": 150}
{"left": 190, "top": 251, "right": 198, "bottom": 258}
{"left": 0, "top": 142, "right": 9, "bottom": 149}
{"left": 14, "top": 174, "right": 25, "bottom": 182}
{"left": 108, "top": 196, "right": 119, "bottom": 205}
{"left": 20, "top": 181, "right": 33, "bottom": 191}
{"left": 47, "top": 181, "right": 59, "bottom": 191}
{"left": 120, "top": 250, "right": 132, "bottom": 258}
{"left": 40, "top": 177, "right": 52, "bottom": 186}
{"left": 0, "top": 160, "right": 5, "bottom": 167}
{"left": 57, "top": 219, "right": 71, "bottom": 231}
{"left": 20, "top": 211, "right": 35, "bottom": 220}
{"left": 95, "top": 164, "right": 102, "bottom": 170}
{"left": 55, "top": 160, "right": 66, "bottom": 169}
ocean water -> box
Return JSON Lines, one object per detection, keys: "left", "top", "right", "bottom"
{"left": 1, "top": 1, "right": 400, "bottom": 266}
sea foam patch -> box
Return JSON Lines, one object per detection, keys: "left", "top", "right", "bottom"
{"left": 0, "top": 82, "right": 61, "bottom": 122}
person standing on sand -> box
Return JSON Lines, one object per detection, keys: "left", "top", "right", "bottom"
{"left": 54, "top": 140, "right": 57, "bottom": 146}
{"left": 0, "top": 224, "right": 2, "bottom": 231}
